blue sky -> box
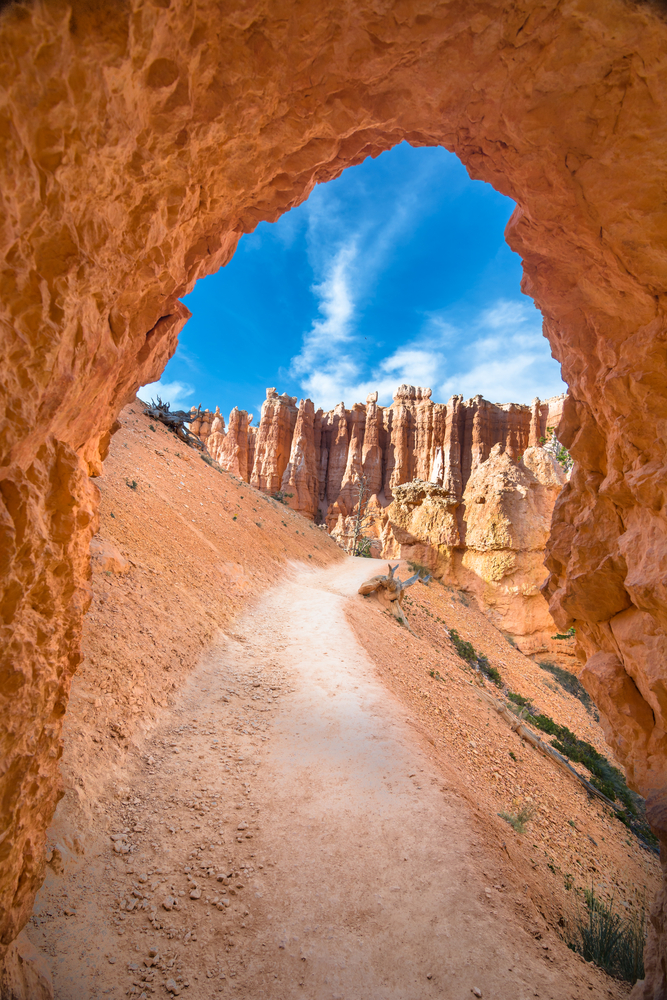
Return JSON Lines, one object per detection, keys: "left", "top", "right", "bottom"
{"left": 144, "top": 142, "right": 565, "bottom": 420}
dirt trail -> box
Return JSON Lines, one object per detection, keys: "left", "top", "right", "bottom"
{"left": 29, "top": 559, "right": 622, "bottom": 999}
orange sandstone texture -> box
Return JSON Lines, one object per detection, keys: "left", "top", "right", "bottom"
{"left": 1, "top": 0, "right": 667, "bottom": 990}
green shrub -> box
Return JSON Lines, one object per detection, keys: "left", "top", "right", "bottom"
{"left": 538, "top": 659, "right": 593, "bottom": 712}
{"left": 507, "top": 691, "right": 532, "bottom": 709}
{"left": 562, "top": 888, "right": 646, "bottom": 983}
{"left": 523, "top": 710, "right": 657, "bottom": 849}
{"left": 356, "top": 537, "right": 373, "bottom": 558}
{"left": 449, "top": 631, "right": 503, "bottom": 686}
{"left": 478, "top": 654, "right": 502, "bottom": 687}
{"left": 498, "top": 804, "right": 533, "bottom": 833}
{"left": 407, "top": 560, "right": 431, "bottom": 578}
{"left": 449, "top": 629, "right": 476, "bottom": 662}
{"left": 552, "top": 625, "right": 576, "bottom": 640}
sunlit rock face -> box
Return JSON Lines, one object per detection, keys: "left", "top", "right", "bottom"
{"left": 2, "top": 0, "right": 667, "bottom": 987}
{"left": 240, "top": 386, "right": 567, "bottom": 653}
{"left": 209, "top": 406, "right": 251, "bottom": 480}
{"left": 250, "top": 389, "right": 298, "bottom": 494}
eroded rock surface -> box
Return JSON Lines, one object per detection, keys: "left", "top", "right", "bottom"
{"left": 209, "top": 386, "right": 567, "bottom": 653}
{"left": 2, "top": 0, "right": 667, "bottom": 990}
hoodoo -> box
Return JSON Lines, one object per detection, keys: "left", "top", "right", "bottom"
{"left": 195, "top": 387, "right": 569, "bottom": 653}
{"left": 2, "top": 0, "right": 667, "bottom": 995}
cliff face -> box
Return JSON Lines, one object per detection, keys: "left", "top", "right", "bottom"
{"left": 224, "top": 384, "right": 563, "bottom": 515}
{"left": 3, "top": 0, "right": 667, "bottom": 987}
{"left": 203, "top": 386, "right": 567, "bottom": 655}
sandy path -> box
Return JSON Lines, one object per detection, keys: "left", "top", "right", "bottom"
{"left": 29, "top": 558, "right": 614, "bottom": 999}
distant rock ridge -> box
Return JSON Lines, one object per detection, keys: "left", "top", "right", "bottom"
{"left": 189, "top": 386, "right": 567, "bottom": 653}
{"left": 192, "top": 384, "right": 565, "bottom": 515}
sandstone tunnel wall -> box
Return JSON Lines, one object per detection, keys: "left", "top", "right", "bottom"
{"left": 2, "top": 0, "right": 667, "bottom": 991}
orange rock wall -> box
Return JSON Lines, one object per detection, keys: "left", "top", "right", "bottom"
{"left": 242, "top": 385, "right": 563, "bottom": 521}
{"left": 250, "top": 390, "right": 297, "bottom": 494}
{"left": 2, "top": 0, "right": 667, "bottom": 989}
{"left": 240, "top": 384, "right": 567, "bottom": 653}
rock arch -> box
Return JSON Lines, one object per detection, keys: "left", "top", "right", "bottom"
{"left": 1, "top": 0, "right": 667, "bottom": 990}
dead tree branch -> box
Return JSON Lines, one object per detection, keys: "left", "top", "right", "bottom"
{"left": 358, "top": 563, "right": 421, "bottom": 632}
{"left": 474, "top": 687, "right": 621, "bottom": 812}
{"left": 142, "top": 397, "right": 206, "bottom": 450}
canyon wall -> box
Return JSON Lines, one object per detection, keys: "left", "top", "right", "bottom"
{"left": 204, "top": 385, "right": 567, "bottom": 653}
{"left": 2, "top": 0, "right": 667, "bottom": 992}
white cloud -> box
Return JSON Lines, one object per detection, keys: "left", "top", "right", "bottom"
{"left": 437, "top": 298, "right": 565, "bottom": 404}
{"left": 287, "top": 173, "right": 434, "bottom": 409}
{"left": 291, "top": 241, "right": 358, "bottom": 379}
{"left": 478, "top": 299, "right": 530, "bottom": 330}
{"left": 290, "top": 292, "right": 565, "bottom": 410}
{"left": 140, "top": 379, "right": 195, "bottom": 411}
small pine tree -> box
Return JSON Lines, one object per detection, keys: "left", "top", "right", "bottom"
{"left": 350, "top": 473, "right": 375, "bottom": 557}
{"left": 543, "top": 426, "right": 573, "bottom": 472}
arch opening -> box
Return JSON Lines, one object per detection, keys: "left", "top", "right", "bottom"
{"left": 2, "top": 0, "right": 667, "bottom": 992}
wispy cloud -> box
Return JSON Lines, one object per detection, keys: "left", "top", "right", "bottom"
{"left": 140, "top": 379, "right": 195, "bottom": 411}
{"left": 290, "top": 241, "right": 358, "bottom": 380}
{"left": 289, "top": 188, "right": 433, "bottom": 408}
{"left": 438, "top": 299, "right": 564, "bottom": 403}
{"left": 290, "top": 294, "right": 565, "bottom": 410}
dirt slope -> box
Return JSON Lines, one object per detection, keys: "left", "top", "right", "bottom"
{"left": 347, "top": 579, "right": 660, "bottom": 941}
{"left": 28, "top": 561, "right": 634, "bottom": 999}
{"left": 19, "top": 402, "right": 660, "bottom": 999}
{"left": 57, "top": 400, "right": 342, "bottom": 832}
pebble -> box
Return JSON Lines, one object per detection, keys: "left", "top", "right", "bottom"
{"left": 166, "top": 979, "right": 181, "bottom": 996}
{"left": 190, "top": 887, "right": 202, "bottom": 899}
{"left": 162, "top": 896, "right": 176, "bottom": 911}
{"left": 237, "top": 822, "right": 248, "bottom": 831}
{"left": 472, "top": 989, "right": 482, "bottom": 998}
{"left": 108, "top": 956, "right": 117, "bottom": 965}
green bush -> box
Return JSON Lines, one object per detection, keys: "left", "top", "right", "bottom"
{"left": 498, "top": 804, "right": 533, "bottom": 833}
{"left": 407, "top": 560, "right": 431, "bottom": 579}
{"left": 562, "top": 888, "right": 646, "bottom": 983}
{"left": 449, "top": 631, "right": 503, "bottom": 686}
{"left": 523, "top": 710, "right": 657, "bottom": 849}
{"left": 507, "top": 691, "right": 532, "bottom": 709}
{"left": 478, "top": 653, "right": 502, "bottom": 687}
{"left": 449, "top": 629, "right": 476, "bottom": 662}
{"left": 538, "top": 659, "right": 593, "bottom": 712}
{"left": 271, "top": 490, "right": 294, "bottom": 504}
{"left": 356, "top": 536, "right": 373, "bottom": 558}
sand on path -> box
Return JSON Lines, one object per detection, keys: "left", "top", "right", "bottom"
{"left": 30, "top": 558, "right": 617, "bottom": 999}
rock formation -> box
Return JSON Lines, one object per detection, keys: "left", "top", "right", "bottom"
{"left": 209, "top": 407, "right": 250, "bottom": 480}
{"left": 214, "top": 384, "right": 567, "bottom": 654}
{"left": 251, "top": 389, "right": 298, "bottom": 494}
{"left": 280, "top": 398, "right": 320, "bottom": 518}
{"left": 2, "top": 0, "right": 667, "bottom": 990}
{"left": 228, "top": 384, "right": 564, "bottom": 522}
{"left": 376, "top": 442, "right": 569, "bottom": 655}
